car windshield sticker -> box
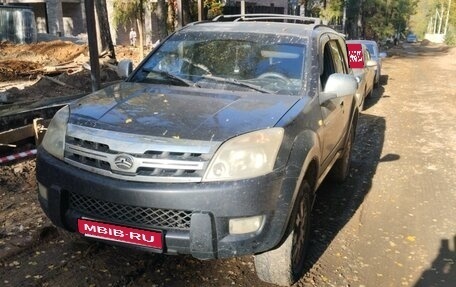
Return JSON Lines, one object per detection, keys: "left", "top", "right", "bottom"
{"left": 347, "top": 43, "right": 364, "bottom": 69}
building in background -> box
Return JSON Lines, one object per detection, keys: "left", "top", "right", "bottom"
{"left": 1, "top": 0, "right": 85, "bottom": 37}
{"left": 0, "top": 0, "right": 290, "bottom": 46}
{"left": 0, "top": 5, "right": 37, "bottom": 43}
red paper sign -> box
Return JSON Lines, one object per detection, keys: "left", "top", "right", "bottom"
{"left": 347, "top": 43, "right": 364, "bottom": 69}
{"left": 78, "top": 218, "right": 163, "bottom": 249}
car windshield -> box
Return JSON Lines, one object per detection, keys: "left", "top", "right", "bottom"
{"left": 130, "top": 30, "right": 307, "bottom": 95}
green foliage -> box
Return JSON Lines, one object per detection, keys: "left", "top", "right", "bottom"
{"left": 314, "top": 0, "right": 417, "bottom": 39}
{"left": 445, "top": 25, "right": 456, "bottom": 46}
{"left": 112, "top": 0, "right": 147, "bottom": 29}
{"left": 319, "top": 0, "right": 343, "bottom": 24}
{"left": 204, "top": 0, "right": 224, "bottom": 19}
{"left": 344, "top": 0, "right": 417, "bottom": 39}
{"left": 452, "top": 0, "right": 456, "bottom": 26}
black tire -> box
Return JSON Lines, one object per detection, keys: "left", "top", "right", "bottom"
{"left": 254, "top": 182, "right": 311, "bottom": 286}
{"left": 374, "top": 73, "right": 381, "bottom": 88}
{"left": 330, "top": 126, "right": 355, "bottom": 182}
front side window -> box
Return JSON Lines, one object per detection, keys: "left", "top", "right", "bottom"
{"left": 329, "top": 41, "right": 346, "bottom": 73}
{"left": 130, "top": 31, "right": 307, "bottom": 95}
{"left": 321, "top": 40, "right": 347, "bottom": 89}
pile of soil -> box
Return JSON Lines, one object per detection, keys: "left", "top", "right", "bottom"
{"left": 387, "top": 42, "right": 453, "bottom": 57}
{"left": 2, "top": 68, "right": 121, "bottom": 103}
{"left": 0, "top": 41, "right": 88, "bottom": 81}
{"left": 0, "top": 40, "right": 148, "bottom": 103}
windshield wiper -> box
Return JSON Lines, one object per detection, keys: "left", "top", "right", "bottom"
{"left": 140, "top": 68, "right": 195, "bottom": 87}
{"left": 200, "top": 75, "right": 273, "bottom": 94}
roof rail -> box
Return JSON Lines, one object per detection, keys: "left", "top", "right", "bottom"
{"left": 213, "top": 14, "right": 321, "bottom": 25}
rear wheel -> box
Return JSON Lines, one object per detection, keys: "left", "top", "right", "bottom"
{"left": 374, "top": 72, "right": 381, "bottom": 88}
{"left": 330, "top": 126, "right": 355, "bottom": 182}
{"left": 254, "top": 182, "right": 311, "bottom": 286}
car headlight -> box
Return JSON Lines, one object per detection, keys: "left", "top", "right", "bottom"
{"left": 203, "top": 128, "right": 284, "bottom": 182}
{"left": 41, "top": 105, "right": 69, "bottom": 160}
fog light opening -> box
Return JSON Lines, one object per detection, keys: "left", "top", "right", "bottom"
{"left": 229, "top": 215, "right": 264, "bottom": 235}
{"left": 38, "top": 182, "right": 48, "bottom": 200}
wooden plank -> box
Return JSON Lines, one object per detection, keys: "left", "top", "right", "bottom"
{"left": 0, "top": 124, "right": 35, "bottom": 145}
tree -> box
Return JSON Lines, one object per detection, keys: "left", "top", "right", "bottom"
{"left": 319, "top": 0, "right": 344, "bottom": 24}
{"left": 95, "top": 0, "right": 116, "bottom": 60}
{"left": 429, "top": 0, "right": 456, "bottom": 44}
{"left": 340, "top": 0, "right": 417, "bottom": 40}
{"left": 112, "top": 0, "right": 148, "bottom": 59}
{"left": 153, "top": 0, "right": 168, "bottom": 41}
{"left": 204, "top": 0, "right": 224, "bottom": 19}
{"left": 167, "top": 0, "right": 177, "bottom": 33}
{"left": 84, "top": 0, "right": 101, "bottom": 91}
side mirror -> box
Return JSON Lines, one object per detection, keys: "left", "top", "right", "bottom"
{"left": 379, "top": 52, "right": 387, "bottom": 58}
{"left": 320, "top": 73, "right": 357, "bottom": 103}
{"left": 117, "top": 59, "right": 134, "bottom": 78}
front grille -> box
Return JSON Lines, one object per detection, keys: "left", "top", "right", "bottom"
{"left": 63, "top": 124, "right": 220, "bottom": 183}
{"left": 70, "top": 192, "right": 192, "bottom": 230}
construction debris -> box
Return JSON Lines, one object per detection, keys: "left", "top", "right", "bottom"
{"left": 0, "top": 40, "right": 143, "bottom": 160}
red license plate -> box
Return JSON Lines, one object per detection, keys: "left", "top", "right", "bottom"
{"left": 77, "top": 218, "right": 163, "bottom": 250}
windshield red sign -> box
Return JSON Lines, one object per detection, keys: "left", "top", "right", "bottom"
{"left": 347, "top": 43, "right": 364, "bottom": 69}
{"left": 77, "top": 218, "right": 163, "bottom": 249}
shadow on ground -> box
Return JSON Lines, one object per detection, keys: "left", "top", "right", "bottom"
{"left": 414, "top": 235, "right": 456, "bottom": 287}
{"left": 301, "top": 110, "right": 390, "bottom": 277}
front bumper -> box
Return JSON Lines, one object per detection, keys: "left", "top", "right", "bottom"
{"left": 36, "top": 147, "right": 298, "bottom": 259}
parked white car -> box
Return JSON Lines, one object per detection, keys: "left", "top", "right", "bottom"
{"left": 347, "top": 41, "right": 377, "bottom": 110}
{"left": 347, "top": 40, "right": 386, "bottom": 87}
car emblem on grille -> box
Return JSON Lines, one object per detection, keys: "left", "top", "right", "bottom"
{"left": 114, "top": 154, "right": 135, "bottom": 170}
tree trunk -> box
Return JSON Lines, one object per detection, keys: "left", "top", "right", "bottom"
{"left": 301, "top": 0, "right": 308, "bottom": 16}
{"left": 136, "top": 18, "right": 144, "bottom": 60}
{"left": 182, "top": 0, "right": 191, "bottom": 26}
{"left": 84, "top": 0, "right": 101, "bottom": 92}
{"left": 167, "top": 0, "right": 176, "bottom": 33}
{"left": 95, "top": 0, "right": 116, "bottom": 61}
{"left": 155, "top": 0, "right": 168, "bottom": 41}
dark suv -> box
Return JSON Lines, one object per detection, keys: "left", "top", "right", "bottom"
{"left": 36, "top": 14, "right": 358, "bottom": 286}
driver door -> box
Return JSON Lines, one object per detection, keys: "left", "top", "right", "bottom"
{"left": 319, "top": 37, "right": 350, "bottom": 168}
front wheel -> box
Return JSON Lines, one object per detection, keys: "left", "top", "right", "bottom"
{"left": 254, "top": 182, "right": 311, "bottom": 286}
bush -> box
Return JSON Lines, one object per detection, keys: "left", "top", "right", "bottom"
{"left": 445, "top": 25, "right": 456, "bottom": 46}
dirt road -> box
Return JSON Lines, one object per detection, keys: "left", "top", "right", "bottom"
{"left": 302, "top": 42, "right": 456, "bottom": 286}
{"left": 1, "top": 43, "right": 455, "bottom": 286}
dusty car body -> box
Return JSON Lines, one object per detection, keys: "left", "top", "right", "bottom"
{"left": 347, "top": 41, "right": 377, "bottom": 110}
{"left": 36, "top": 14, "right": 359, "bottom": 286}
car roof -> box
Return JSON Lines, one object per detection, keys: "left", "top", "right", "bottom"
{"left": 347, "top": 39, "right": 378, "bottom": 46}
{"left": 183, "top": 14, "right": 339, "bottom": 39}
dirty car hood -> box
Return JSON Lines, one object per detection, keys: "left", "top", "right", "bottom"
{"left": 69, "top": 82, "right": 299, "bottom": 141}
